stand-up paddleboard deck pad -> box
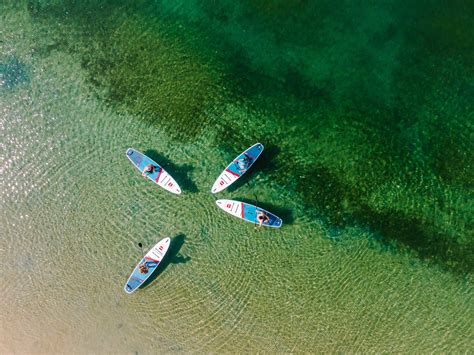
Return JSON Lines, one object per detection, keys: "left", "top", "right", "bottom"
{"left": 216, "top": 199, "right": 283, "bottom": 228}
{"left": 211, "top": 143, "right": 264, "bottom": 193}
{"left": 126, "top": 148, "right": 181, "bottom": 194}
{"left": 124, "top": 237, "right": 171, "bottom": 294}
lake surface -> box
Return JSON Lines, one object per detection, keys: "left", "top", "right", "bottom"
{"left": 1, "top": 1, "right": 473, "bottom": 353}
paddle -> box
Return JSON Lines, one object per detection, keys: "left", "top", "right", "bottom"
{"left": 137, "top": 242, "right": 145, "bottom": 258}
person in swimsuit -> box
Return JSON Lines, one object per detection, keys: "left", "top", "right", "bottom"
{"left": 139, "top": 264, "right": 149, "bottom": 274}
{"left": 138, "top": 260, "right": 158, "bottom": 274}
{"left": 142, "top": 163, "right": 155, "bottom": 176}
{"left": 235, "top": 154, "right": 252, "bottom": 173}
{"left": 256, "top": 210, "right": 270, "bottom": 228}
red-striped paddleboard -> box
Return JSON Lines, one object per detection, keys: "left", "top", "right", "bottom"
{"left": 216, "top": 199, "right": 283, "bottom": 228}
{"left": 126, "top": 148, "right": 181, "bottom": 195}
{"left": 124, "top": 237, "right": 171, "bottom": 294}
{"left": 211, "top": 143, "right": 264, "bottom": 193}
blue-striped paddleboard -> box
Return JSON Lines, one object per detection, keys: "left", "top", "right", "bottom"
{"left": 216, "top": 199, "right": 283, "bottom": 228}
{"left": 126, "top": 148, "right": 181, "bottom": 194}
{"left": 124, "top": 237, "right": 171, "bottom": 294}
{"left": 211, "top": 143, "right": 264, "bottom": 193}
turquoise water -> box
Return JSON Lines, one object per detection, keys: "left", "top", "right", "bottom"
{"left": 1, "top": 1, "right": 473, "bottom": 353}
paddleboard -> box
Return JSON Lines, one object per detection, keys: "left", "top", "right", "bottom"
{"left": 211, "top": 143, "right": 264, "bottom": 193}
{"left": 126, "top": 148, "right": 181, "bottom": 194}
{"left": 216, "top": 199, "right": 283, "bottom": 228}
{"left": 124, "top": 237, "right": 171, "bottom": 294}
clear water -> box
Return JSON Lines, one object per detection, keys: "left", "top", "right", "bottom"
{"left": 1, "top": 2, "right": 473, "bottom": 353}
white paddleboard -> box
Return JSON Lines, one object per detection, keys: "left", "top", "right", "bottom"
{"left": 126, "top": 148, "right": 181, "bottom": 194}
{"left": 124, "top": 237, "right": 171, "bottom": 294}
{"left": 211, "top": 143, "right": 264, "bottom": 193}
{"left": 216, "top": 199, "right": 283, "bottom": 228}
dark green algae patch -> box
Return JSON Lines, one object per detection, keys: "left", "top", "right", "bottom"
{"left": 27, "top": 0, "right": 227, "bottom": 140}
{"left": 26, "top": 0, "right": 473, "bottom": 274}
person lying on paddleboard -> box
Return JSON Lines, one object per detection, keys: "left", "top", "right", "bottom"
{"left": 138, "top": 260, "right": 158, "bottom": 274}
{"left": 139, "top": 264, "right": 149, "bottom": 274}
{"left": 256, "top": 211, "right": 270, "bottom": 228}
{"left": 142, "top": 164, "right": 155, "bottom": 176}
{"left": 235, "top": 153, "right": 252, "bottom": 173}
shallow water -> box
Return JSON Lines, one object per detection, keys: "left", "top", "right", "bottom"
{"left": 1, "top": 2, "right": 473, "bottom": 353}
